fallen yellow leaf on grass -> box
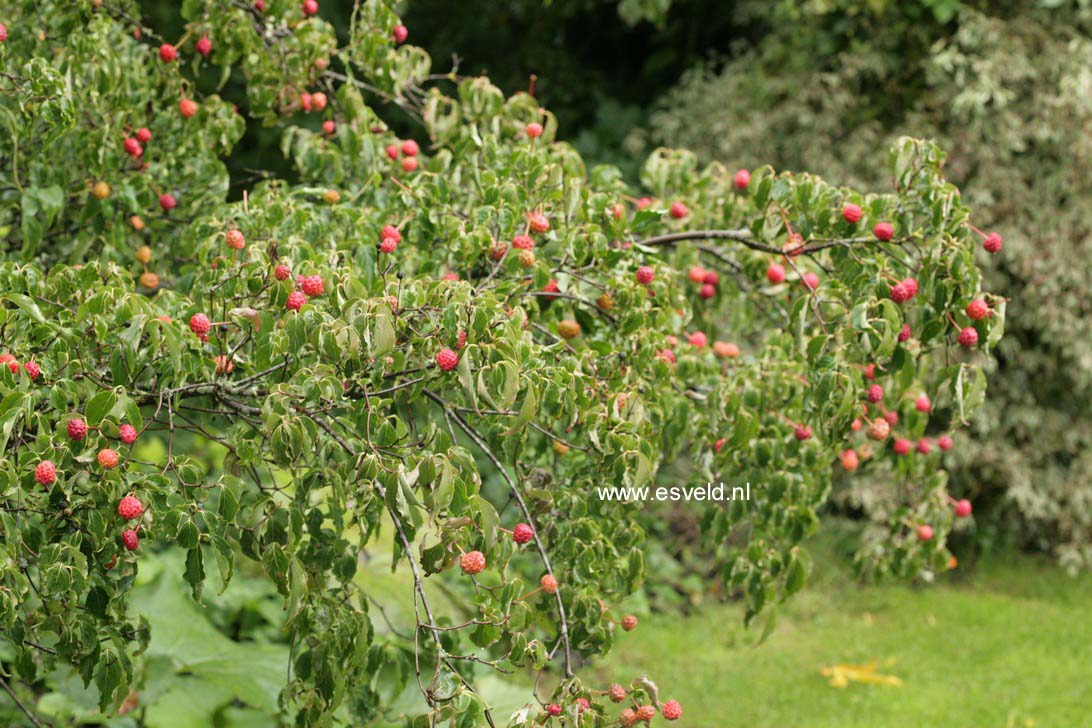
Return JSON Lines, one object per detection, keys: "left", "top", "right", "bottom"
{"left": 820, "top": 660, "right": 902, "bottom": 688}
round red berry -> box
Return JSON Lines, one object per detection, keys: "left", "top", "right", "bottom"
{"left": 301, "top": 275, "right": 324, "bottom": 297}
{"left": 916, "top": 438, "right": 932, "bottom": 454}
{"left": 392, "top": 24, "right": 408, "bottom": 44}
{"left": 636, "top": 266, "right": 654, "bottom": 285}
{"left": 898, "top": 324, "right": 912, "bottom": 342}
{"left": 575, "top": 698, "right": 590, "bottom": 712}
{"left": 286, "top": 291, "right": 307, "bottom": 311}
{"left": 225, "top": 228, "right": 245, "bottom": 250}
{"left": 381, "top": 224, "right": 402, "bottom": 243}
{"left": 189, "top": 313, "right": 211, "bottom": 335}
{"left": 890, "top": 282, "right": 911, "bottom": 303}
{"left": 636, "top": 196, "right": 652, "bottom": 210}
{"left": 766, "top": 263, "right": 785, "bottom": 284}
{"left": 662, "top": 700, "right": 682, "bottom": 721}
{"left": 917, "top": 524, "right": 934, "bottom": 542}
{"left": 119, "top": 424, "right": 138, "bottom": 444}
{"left": 841, "top": 449, "right": 859, "bottom": 472}
{"left": 636, "top": 705, "right": 656, "bottom": 722}
{"left": 842, "top": 203, "right": 862, "bottom": 224}
{"left": 67, "top": 418, "right": 88, "bottom": 441}
{"left": 893, "top": 438, "right": 912, "bottom": 456}
{"left": 118, "top": 495, "right": 144, "bottom": 520}
{"left": 455, "top": 330, "right": 467, "bottom": 349}
{"left": 669, "top": 202, "right": 688, "bottom": 219}
{"left": 401, "top": 139, "right": 419, "bottom": 157}
{"left": 302, "top": 0, "right": 319, "bottom": 16}
{"left": 966, "top": 300, "right": 988, "bottom": 320}
{"left": 513, "top": 523, "right": 534, "bottom": 544}
{"left": 983, "top": 232, "right": 1002, "bottom": 254}
{"left": 380, "top": 237, "right": 398, "bottom": 254}
{"left": 699, "top": 282, "right": 715, "bottom": 299}
{"left": 546, "top": 704, "right": 561, "bottom": 717}
{"left": 688, "top": 331, "right": 707, "bottom": 348}
{"left": 621, "top": 615, "right": 638, "bottom": 631}
{"left": 958, "top": 326, "right": 979, "bottom": 348}
{"left": 436, "top": 348, "right": 458, "bottom": 371}
{"left": 915, "top": 395, "right": 931, "bottom": 412}
{"left": 35, "top": 460, "right": 56, "bottom": 486}
{"left": 121, "top": 529, "right": 140, "bottom": 551}
{"left": 274, "top": 264, "right": 291, "bottom": 281}
{"left": 794, "top": 425, "right": 812, "bottom": 441}
{"left": 867, "top": 384, "right": 884, "bottom": 403}
{"left": 158, "top": 44, "right": 177, "bottom": 62}
{"left": 179, "top": 98, "right": 198, "bottom": 118}
{"left": 658, "top": 348, "right": 676, "bottom": 365}
{"left": 955, "top": 499, "right": 972, "bottom": 518}
{"left": 322, "top": 120, "right": 336, "bottom": 135}
{"left": 195, "top": 36, "right": 212, "bottom": 56}
{"left": 526, "top": 122, "right": 543, "bottom": 139}
{"left": 803, "top": 272, "right": 820, "bottom": 291}
{"left": 123, "top": 137, "right": 143, "bottom": 158}
{"left": 938, "top": 435, "right": 954, "bottom": 451}
{"left": 135, "top": 127, "right": 152, "bottom": 143}
{"left": 733, "top": 169, "right": 750, "bottom": 190}
{"left": 23, "top": 361, "right": 40, "bottom": 380}
{"left": 460, "top": 550, "right": 485, "bottom": 574}
{"left": 540, "top": 574, "right": 558, "bottom": 593}
{"left": 608, "top": 684, "right": 626, "bottom": 702}
{"left": 873, "top": 221, "right": 894, "bottom": 241}
{"left": 884, "top": 410, "right": 899, "bottom": 426}
{"left": 385, "top": 144, "right": 399, "bottom": 160}
{"left": 159, "top": 193, "right": 177, "bottom": 211}
{"left": 528, "top": 212, "right": 549, "bottom": 233}
{"left": 97, "top": 448, "right": 119, "bottom": 469}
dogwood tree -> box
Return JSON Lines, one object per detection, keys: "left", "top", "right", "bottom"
{"left": 0, "top": 1, "right": 999, "bottom": 724}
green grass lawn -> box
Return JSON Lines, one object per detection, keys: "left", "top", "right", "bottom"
{"left": 583, "top": 547, "right": 1091, "bottom": 728}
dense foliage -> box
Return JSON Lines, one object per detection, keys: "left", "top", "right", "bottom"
{"left": 646, "top": 0, "right": 1092, "bottom": 571}
{"left": 1, "top": 1, "right": 997, "bottom": 724}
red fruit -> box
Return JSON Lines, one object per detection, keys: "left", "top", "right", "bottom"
{"left": 662, "top": 700, "right": 682, "bottom": 721}
{"left": 542, "top": 279, "right": 560, "bottom": 299}
{"left": 0, "top": 24, "right": 6, "bottom": 42}
{"left": 513, "top": 523, "right": 534, "bottom": 544}
{"left": 118, "top": 495, "right": 143, "bottom": 520}
{"left": 195, "top": 36, "right": 212, "bottom": 56}
{"left": 687, "top": 266, "right": 706, "bottom": 283}
{"left": 636, "top": 265, "right": 655, "bottom": 285}
{"left": 385, "top": 144, "right": 399, "bottom": 160}
{"left": 851, "top": 418, "right": 863, "bottom": 432}
{"left": 525, "top": 122, "right": 543, "bottom": 139}
{"left": 767, "top": 263, "right": 785, "bottom": 284}
{"left": 669, "top": 202, "right": 688, "bottom": 219}
{"left": 917, "top": 524, "right": 934, "bottom": 542}
{"left": 955, "top": 499, "right": 972, "bottom": 518}
{"left": 158, "top": 44, "right": 177, "bottom": 62}
{"left": 658, "top": 349, "right": 676, "bottom": 365}
{"left": 938, "top": 435, "right": 954, "bottom": 451}
{"left": 620, "top": 709, "right": 637, "bottom": 726}
{"left": 713, "top": 341, "right": 739, "bottom": 359}
{"left": 528, "top": 212, "right": 549, "bottom": 233}
{"left": 902, "top": 277, "right": 918, "bottom": 297}
{"left": 35, "top": 460, "right": 56, "bottom": 486}
{"left": 436, "top": 348, "right": 459, "bottom": 371}
{"left": 733, "top": 168, "right": 750, "bottom": 190}
{"left": 865, "top": 363, "right": 875, "bottom": 380}
{"left": 867, "top": 384, "right": 884, "bottom": 403}
{"left": 274, "top": 264, "right": 291, "bottom": 281}
{"left": 97, "top": 448, "right": 120, "bottom": 469}
{"left": 890, "top": 282, "right": 911, "bottom": 303}
{"left": 302, "top": 0, "right": 319, "bottom": 16}
{"left": 179, "top": 98, "right": 198, "bottom": 118}
{"left": 189, "top": 313, "right": 211, "bottom": 335}
{"left": 402, "top": 156, "right": 420, "bottom": 172}
{"left": 983, "top": 232, "right": 1002, "bottom": 254}
{"left": 380, "top": 224, "right": 402, "bottom": 243}
{"left": 714, "top": 437, "right": 727, "bottom": 453}
{"left": 540, "top": 574, "right": 558, "bottom": 593}
{"left": 225, "top": 228, "right": 245, "bottom": 250}
{"left": 916, "top": 438, "right": 932, "bottom": 454}
{"left": 123, "top": 137, "right": 143, "bottom": 158}
{"left": 119, "top": 424, "right": 138, "bottom": 444}
{"left": 460, "top": 550, "right": 485, "bottom": 574}
{"left": 966, "top": 300, "right": 988, "bottom": 320}
{"left": 867, "top": 418, "right": 890, "bottom": 441}
{"left": 546, "top": 704, "right": 562, "bottom": 717}
{"left": 311, "top": 92, "right": 327, "bottom": 111}
{"left": 442, "top": 271, "right": 459, "bottom": 281}
{"left": 67, "top": 418, "right": 88, "bottom": 440}
{"left": 299, "top": 93, "right": 313, "bottom": 112}
{"left": 702, "top": 270, "right": 719, "bottom": 286}
{"left": 842, "top": 203, "right": 862, "bottom": 224}
{"left": 286, "top": 291, "right": 307, "bottom": 311}
{"left": 301, "top": 275, "right": 324, "bottom": 297}
{"left": 700, "top": 283, "right": 716, "bottom": 299}
{"left": 621, "top": 615, "right": 638, "bottom": 631}
{"left": 958, "top": 326, "right": 979, "bottom": 348}
{"left": 575, "top": 698, "right": 590, "bottom": 712}
{"left": 159, "top": 193, "right": 177, "bottom": 211}
{"left": 636, "top": 705, "right": 656, "bottom": 722}
{"left": 254, "top": 0, "right": 266, "bottom": 10}
{"left": 802, "top": 272, "right": 820, "bottom": 291}
{"left": 898, "top": 324, "right": 912, "bottom": 342}
{"left": 122, "top": 529, "right": 140, "bottom": 551}
{"left": 401, "top": 139, "right": 420, "bottom": 157}
{"left": 841, "top": 449, "right": 859, "bottom": 472}
{"left": 893, "top": 438, "right": 912, "bottom": 456}
{"left": 0, "top": 353, "right": 17, "bottom": 374}
{"left": 135, "top": 127, "right": 152, "bottom": 143}
{"left": 322, "top": 120, "right": 336, "bottom": 135}
{"left": 392, "top": 24, "right": 408, "bottom": 44}
{"left": 873, "top": 221, "right": 894, "bottom": 241}
{"left": 783, "top": 232, "right": 805, "bottom": 257}
{"left": 608, "top": 684, "right": 626, "bottom": 702}
{"left": 23, "top": 361, "right": 40, "bottom": 380}
{"left": 915, "top": 395, "right": 932, "bottom": 412}
{"left": 884, "top": 410, "right": 899, "bottom": 426}
{"left": 794, "top": 425, "right": 812, "bottom": 441}
{"left": 688, "top": 331, "right": 707, "bottom": 348}
{"left": 380, "top": 237, "right": 398, "bottom": 254}
{"left": 636, "top": 196, "right": 652, "bottom": 210}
